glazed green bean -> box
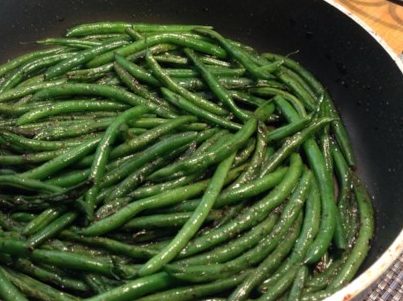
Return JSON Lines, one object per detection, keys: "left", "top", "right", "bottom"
{"left": 45, "top": 38, "right": 128, "bottom": 79}
{"left": 84, "top": 105, "right": 149, "bottom": 219}
{"left": 0, "top": 266, "right": 28, "bottom": 301}
{"left": 17, "top": 100, "right": 129, "bottom": 125}
{"left": 85, "top": 272, "right": 176, "bottom": 301}
{"left": 149, "top": 118, "right": 255, "bottom": 180}
{"left": 31, "top": 83, "right": 176, "bottom": 118}
{"left": 87, "top": 33, "right": 226, "bottom": 67}
{"left": 21, "top": 137, "right": 100, "bottom": 180}
{"left": 146, "top": 52, "right": 228, "bottom": 116}
{"left": 184, "top": 48, "right": 249, "bottom": 121}
{"left": 228, "top": 170, "right": 312, "bottom": 301}
{"left": 139, "top": 153, "right": 235, "bottom": 276}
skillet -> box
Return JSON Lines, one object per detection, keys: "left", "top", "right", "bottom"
{"left": 0, "top": 0, "right": 402, "bottom": 299}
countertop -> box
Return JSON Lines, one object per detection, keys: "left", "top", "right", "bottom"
{"left": 336, "top": 0, "right": 403, "bottom": 55}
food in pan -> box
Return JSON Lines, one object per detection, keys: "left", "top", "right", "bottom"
{"left": 0, "top": 22, "right": 374, "bottom": 301}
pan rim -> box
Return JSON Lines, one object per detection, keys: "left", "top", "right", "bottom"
{"left": 323, "top": 2, "right": 403, "bottom": 300}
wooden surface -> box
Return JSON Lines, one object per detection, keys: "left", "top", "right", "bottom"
{"left": 335, "top": 0, "right": 403, "bottom": 54}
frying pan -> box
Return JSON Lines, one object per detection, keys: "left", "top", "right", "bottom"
{"left": 0, "top": 0, "right": 402, "bottom": 299}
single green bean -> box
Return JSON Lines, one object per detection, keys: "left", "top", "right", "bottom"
{"left": 84, "top": 272, "right": 176, "bottom": 301}
{"left": 21, "top": 137, "right": 100, "bottom": 180}
{"left": 87, "top": 33, "right": 226, "bottom": 67}
{"left": 31, "top": 83, "right": 176, "bottom": 118}
{"left": 137, "top": 272, "right": 250, "bottom": 301}
{"left": 17, "top": 100, "right": 129, "bottom": 125}
{"left": 0, "top": 266, "right": 28, "bottom": 301}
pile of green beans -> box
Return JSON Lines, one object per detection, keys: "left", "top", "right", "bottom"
{"left": 0, "top": 21, "right": 374, "bottom": 301}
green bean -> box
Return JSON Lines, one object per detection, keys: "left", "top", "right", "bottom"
{"left": 0, "top": 101, "right": 56, "bottom": 116}
{"left": 167, "top": 165, "right": 287, "bottom": 213}
{"left": 168, "top": 214, "right": 303, "bottom": 283}
{"left": 87, "top": 33, "right": 226, "bottom": 67}
{"left": 139, "top": 153, "right": 236, "bottom": 276}
{"left": 232, "top": 137, "right": 256, "bottom": 167}
{"left": 38, "top": 37, "right": 102, "bottom": 48}
{"left": 0, "top": 52, "right": 75, "bottom": 93}
{"left": 17, "top": 100, "right": 128, "bottom": 125}
{"left": 0, "top": 266, "right": 28, "bottom": 301}
{"left": 286, "top": 266, "right": 308, "bottom": 301}
{"left": 328, "top": 176, "right": 374, "bottom": 289}
{"left": 266, "top": 116, "right": 311, "bottom": 141}
{"left": 0, "top": 79, "right": 66, "bottom": 103}
{"left": 154, "top": 53, "right": 232, "bottom": 67}
{"left": 21, "top": 137, "right": 100, "bottom": 180}
{"left": 27, "top": 212, "right": 77, "bottom": 247}
{"left": 176, "top": 213, "right": 278, "bottom": 266}
{"left": 125, "top": 26, "right": 143, "bottom": 40}
{"left": 195, "top": 29, "right": 281, "bottom": 79}
{"left": 0, "top": 131, "right": 92, "bottom": 152}
{"left": 259, "top": 180, "right": 321, "bottom": 293}
{"left": 66, "top": 22, "right": 211, "bottom": 37}
{"left": 59, "top": 230, "right": 158, "bottom": 259}
{"left": 95, "top": 143, "right": 199, "bottom": 219}
{"left": 31, "top": 83, "right": 176, "bottom": 118}
{"left": 274, "top": 69, "right": 316, "bottom": 111}
{"left": 46, "top": 168, "right": 91, "bottom": 187}
{"left": 229, "top": 128, "right": 266, "bottom": 188}
{"left": 129, "top": 173, "right": 202, "bottom": 200}
{"left": 161, "top": 88, "right": 241, "bottom": 130}
{"left": 113, "top": 62, "right": 175, "bottom": 111}
{"left": 332, "top": 144, "right": 356, "bottom": 243}
{"left": 4, "top": 268, "right": 78, "bottom": 301}
{"left": 122, "top": 210, "right": 223, "bottom": 230}
{"left": 0, "top": 47, "right": 63, "bottom": 77}
{"left": 66, "top": 22, "right": 133, "bottom": 36}
{"left": 0, "top": 240, "right": 138, "bottom": 278}
{"left": 101, "top": 131, "right": 199, "bottom": 190}
{"left": 22, "top": 208, "right": 64, "bottom": 235}
{"left": 85, "top": 272, "right": 176, "bottom": 301}
{"left": 258, "top": 267, "right": 299, "bottom": 301}
{"left": 259, "top": 117, "right": 333, "bottom": 177}
{"left": 177, "top": 154, "right": 301, "bottom": 258}
{"left": 275, "top": 96, "right": 338, "bottom": 263}
{"left": 228, "top": 170, "right": 311, "bottom": 301}
{"left": 137, "top": 272, "right": 250, "bottom": 301}
{"left": 150, "top": 118, "right": 255, "bottom": 180}
{"left": 263, "top": 53, "right": 355, "bottom": 166}
{"left": 84, "top": 274, "right": 111, "bottom": 294}
{"left": 84, "top": 106, "right": 149, "bottom": 219}
{"left": 0, "top": 148, "right": 68, "bottom": 165}
{"left": 250, "top": 87, "right": 307, "bottom": 117}
{"left": 166, "top": 66, "right": 245, "bottom": 78}
{"left": 0, "top": 175, "right": 62, "bottom": 193}
{"left": 12, "top": 258, "right": 89, "bottom": 293}
{"left": 10, "top": 212, "right": 36, "bottom": 223}
{"left": 46, "top": 38, "right": 129, "bottom": 79}
{"left": 115, "top": 115, "right": 198, "bottom": 157}
{"left": 81, "top": 165, "right": 244, "bottom": 236}
{"left": 184, "top": 48, "right": 249, "bottom": 121}
{"left": 146, "top": 52, "right": 228, "bottom": 116}
{"left": 33, "top": 118, "right": 115, "bottom": 141}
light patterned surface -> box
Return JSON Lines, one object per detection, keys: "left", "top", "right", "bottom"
{"left": 336, "top": 0, "right": 403, "bottom": 54}
{"left": 365, "top": 253, "right": 403, "bottom": 301}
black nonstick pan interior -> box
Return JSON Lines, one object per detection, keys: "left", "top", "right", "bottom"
{"left": 1, "top": 0, "right": 402, "bottom": 275}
